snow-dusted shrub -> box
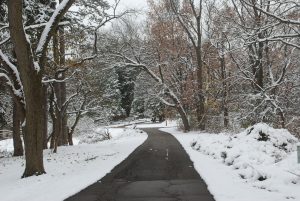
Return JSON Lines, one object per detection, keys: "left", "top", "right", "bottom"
{"left": 191, "top": 123, "right": 298, "bottom": 183}
{"left": 78, "top": 127, "right": 145, "bottom": 144}
{"left": 79, "top": 128, "right": 111, "bottom": 144}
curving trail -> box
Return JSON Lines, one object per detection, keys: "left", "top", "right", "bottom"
{"left": 65, "top": 128, "right": 215, "bottom": 201}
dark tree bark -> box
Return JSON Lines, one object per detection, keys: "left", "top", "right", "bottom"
{"left": 0, "top": 83, "right": 6, "bottom": 137}
{"left": 49, "top": 87, "right": 56, "bottom": 149}
{"left": 8, "top": 0, "right": 46, "bottom": 177}
{"left": 248, "top": 3, "right": 265, "bottom": 92}
{"left": 6, "top": 0, "right": 74, "bottom": 176}
{"left": 42, "top": 84, "right": 48, "bottom": 149}
{"left": 177, "top": 106, "right": 190, "bottom": 132}
{"left": 12, "top": 100, "right": 23, "bottom": 156}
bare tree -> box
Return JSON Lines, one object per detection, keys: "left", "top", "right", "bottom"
{"left": 168, "top": 0, "right": 206, "bottom": 129}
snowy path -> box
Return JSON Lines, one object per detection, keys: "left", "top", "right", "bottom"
{"left": 65, "top": 128, "right": 215, "bottom": 201}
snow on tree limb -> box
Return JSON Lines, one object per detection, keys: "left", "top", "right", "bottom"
{"left": 42, "top": 70, "right": 78, "bottom": 83}
{"left": 0, "top": 50, "right": 22, "bottom": 91}
{"left": 158, "top": 96, "right": 176, "bottom": 107}
{"left": 36, "top": 0, "right": 75, "bottom": 57}
{"left": 0, "top": 73, "right": 22, "bottom": 99}
{"left": 0, "top": 22, "right": 69, "bottom": 47}
{"left": 241, "top": 0, "right": 300, "bottom": 25}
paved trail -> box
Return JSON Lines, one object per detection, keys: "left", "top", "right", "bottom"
{"left": 65, "top": 128, "right": 215, "bottom": 201}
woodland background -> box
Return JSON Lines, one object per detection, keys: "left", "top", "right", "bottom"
{"left": 0, "top": 0, "right": 299, "bottom": 177}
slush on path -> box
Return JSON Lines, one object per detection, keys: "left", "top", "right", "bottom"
{"left": 65, "top": 128, "right": 215, "bottom": 201}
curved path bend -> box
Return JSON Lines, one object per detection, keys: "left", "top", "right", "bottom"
{"left": 65, "top": 128, "right": 215, "bottom": 201}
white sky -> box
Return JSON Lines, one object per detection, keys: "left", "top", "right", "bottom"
{"left": 107, "top": 0, "right": 149, "bottom": 12}
{"left": 105, "top": 0, "right": 149, "bottom": 25}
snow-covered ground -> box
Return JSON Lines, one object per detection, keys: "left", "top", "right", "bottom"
{"left": 128, "top": 120, "right": 178, "bottom": 128}
{"left": 162, "top": 123, "right": 300, "bottom": 201}
{"left": 0, "top": 127, "right": 147, "bottom": 201}
{"left": 2, "top": 119, "right": 299, "bottom": 201}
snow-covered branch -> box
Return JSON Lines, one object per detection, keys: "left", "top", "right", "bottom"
{"left": 241, "top": 0, "right": 300, "bottom": 25}
{"left": 36, "top": 0, "right": 75, "bottom": 58}
{"left": 42, "top": 70, "right": 78, "bottom": 83}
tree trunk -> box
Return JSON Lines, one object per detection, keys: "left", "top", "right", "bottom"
{"left": 49, "top": 89, "right": 56, "bottom": 149}
{"left": 51, "top": 29, "right": 68, "bottom": 149}
{"left": 195, "top": 4, "right": 205, "bottom": 130}
{"left": 278, "top": 109, "right": 285, "bottom": 128}
{"left": 177, "top": 106, "right": 190, "bottom": 132}
{"left": 8, "top": 0, "right": 45, "bottom": 177}
{"left": 220, "top": 38, "right": 229, "bottom": 128}
{"left": 195, "top": 48, "right": 205, "bottom": 130}
{"left": 54, "top": 82, "right": 63, "bottom": 146}
{"left": 59, "top": 19, "right": 68, "bottom": 145}
{"left": 22, "top": 75, "right": 46, "bottom": 177}
{"left": 43, "top": 84, "right": 48, "bottom": 149}
{"left": 67, "top": 127, "right": 73, "bottom": 146}
{"left": 61, "top": 83, "right": 68, "bottom": 145}
{"left": 12, "top": 101, "right": 23, "bottom": 156}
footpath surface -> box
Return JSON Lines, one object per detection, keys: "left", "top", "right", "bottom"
{"left": 65, "top": 128, "right": 215, "bottom": 201}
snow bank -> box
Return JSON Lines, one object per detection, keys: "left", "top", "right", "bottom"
{"left": 79, "top": 127, "right": 146, "bottom": 144}
{"left": 162, "top": 123, "right": 300, "bottom": 201}
{"left": 0, "top": 128, "right": 147, "bottom": 201}
{"left": 191, "top": 123, "right": 298, "bottom": 182}
{"left": 134, "top": 120, "right": 178, "bottom": 128}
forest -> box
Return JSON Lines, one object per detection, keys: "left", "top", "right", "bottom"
{"left": 0, "top": 0, "right": 299, "bottom": 182}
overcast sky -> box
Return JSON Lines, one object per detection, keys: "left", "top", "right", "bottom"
{"left": 107, "top": 0, "right": 149, "bottom": 11}
{"left": 104, "top": 0, "right": 149, "bottom": 25}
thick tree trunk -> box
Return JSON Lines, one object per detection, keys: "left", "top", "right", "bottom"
{"left": 12, "top": 101, "right": 23, "bottom": 156}
{"left": 22, "top": 75, "right": 46, "bottom": 176}
{"left": 8, "top": 0, "right": 45, "bottom": 177}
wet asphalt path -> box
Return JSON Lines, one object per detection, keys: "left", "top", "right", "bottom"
{"left": 65, "top": 128, "right": 215, "bottom": 201}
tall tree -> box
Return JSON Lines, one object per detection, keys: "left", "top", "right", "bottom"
{"left": 169, "top": 0, "right": 206, "bottom": 129}
{"left": 5, "top": 0, "right": 75, "bottom": 177}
